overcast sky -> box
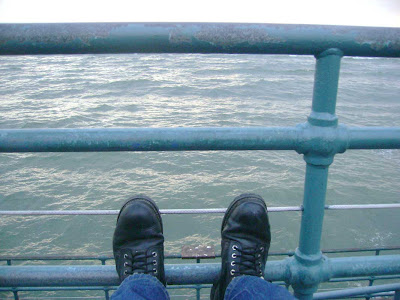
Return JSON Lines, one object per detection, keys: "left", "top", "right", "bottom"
{"left": 0, "top": 0, "right": 399, "bottom": 27}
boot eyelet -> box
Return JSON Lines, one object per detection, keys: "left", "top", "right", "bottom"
{"left": 231, "top": 261, "right": 235, "bottom": 266}
{"left": 232, "top": 253, "right": 237, "bottom": 258}
{"left": 124, "top": 262, "right": 128, "bottom": 267}
{"left": 152, "top": 252, "right": 157, "bottom": 257}
{"left": 257, "top": 253, "right": 261, "bottom": 258}
{"left": 154, "top": 268, "right": 157, "bottom": 274}
{"left": 260, "top": 247, "right": 264, "bottom": 252}
{"left": 230, "top": 269, "right": 235, "bottom": 276}
{"left": 259, "top": 271, "right": 262, "bottom": 276}
{"left": 124, "top": 270, "right": 128, "bottom": 275}
{"left": 232, "top": 245, "right": 238, "bottom": 250}
{"left": 259, "top": 262, "right": 262, "bottom": 266}
{"left": 124, "top": 254, "right": 128, "bottom": 259}
{"left": 153, "top": 260, "right": 157, "bottom": 265}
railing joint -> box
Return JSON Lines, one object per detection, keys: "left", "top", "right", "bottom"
{"left": 314, "top": 48, "right": 344, "bottom": 59}
{"left": 286, "top": 249, "right": 332, "bottom": 299}
{"left": 296, "top": 123, "right": 349, "bottom": 166}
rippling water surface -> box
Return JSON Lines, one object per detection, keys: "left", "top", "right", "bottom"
{"left": 0, "top": 54, "right": 399, "bottom": 298}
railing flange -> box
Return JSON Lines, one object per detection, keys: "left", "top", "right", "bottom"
{"left": 286, "top": 249, "right": 332, "bottom": 298}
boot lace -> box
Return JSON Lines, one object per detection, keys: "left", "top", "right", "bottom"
{"left": 230, "top": 245, "right": 264, "bottom": 277}
{"left": 123, "top": 251, "right": 158, "bottom": 276}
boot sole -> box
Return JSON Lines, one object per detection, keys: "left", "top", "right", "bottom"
{"left": 221, "top": 193, "right": 267, "bottom": 232}
{"left": 116, "top": 195, "right": 163, "bottom": 233}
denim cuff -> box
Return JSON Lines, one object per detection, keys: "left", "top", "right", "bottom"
{"left": 224, "top": 275, "right": 297, "bottom": 300}
{"left": 111, "top": 273, "right": 169, "bottom": 300}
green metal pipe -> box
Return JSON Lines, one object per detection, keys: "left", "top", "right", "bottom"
{"left": 0, "top": 285, "right": 211, "bottom": 291}
{"left": 298, "top": 164, "right": 329, "bottom": 256}
{"left": 331, "top": 255, "right": 400, "bottom": 278}
{"left": 329, "top": 275, "right": 400, "bottom": 282}
{"left": 293, "top": 49, "right": 343, "bottom": 299}
{"left": 0, "top": 23, "right": 399, "bottom": 57}
{"left": 0, "top": 126, "right": 399, "bottom": 153}
{"left": 348, "top": 127, "right": 400, "bottom": 149}
{"left": 1, "top": 256, "right": 399, "bottom": 287}
{"left": 313, "top": 283, "right": 400, "bottom": 300}
{"left": 0, "top": 127, "right": 299, "bottom": 152}
{"left": 308, "top": 49, "right": 343, "bottom": 127}
{"left": 0, "top": 286, "right": 116, "bottom": 292}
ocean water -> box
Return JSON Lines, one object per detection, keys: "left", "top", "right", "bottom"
{"left": 0, "top": 54, "right": 399, "bottom": 298}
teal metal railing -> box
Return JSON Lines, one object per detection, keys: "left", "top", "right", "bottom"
{"left": 1, "top": 247, "right": 400, "bottom": 300}
{"left": 0, "top": 23, "right": 400, "bottom": 299}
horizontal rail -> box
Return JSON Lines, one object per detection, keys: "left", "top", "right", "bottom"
{"left": 0, "top": 286, "right": 116, "bottom": 292}
{"left": 1, "top": 246, "right": 399, "bottom": 262}
{"left": 0, "top": 23, "right": 399, "bottom": 57}
{"left": 348, "top": 127, "right": 400, "bottom": 149}
{"left": 1, "top": 255, "right": 399, "bottom": 286}
{"left": 313, "top": 283, "right": 400, "bottom": 299}
{"left": 0, "top": 284, "right": 398, "bottom": 299}
{"left": 0, "top": 207, "right": 295, "bottom": 215}
{"left": 0, "top": 285, "right": 210, "bottom": 292}
{"left": 0, "top": 127, "right": 399, "bottom": 152}
{"left": 1, "top": 204, "right": 399, "bottom": 216}
{"left": 324, "top": 204, "right": 400, "bottom": 210}
{"left": 329, "top": 275, "right": 400, "bottom": 283}
{"left": 0, "top": 127, "right": 299, "bottom": 152}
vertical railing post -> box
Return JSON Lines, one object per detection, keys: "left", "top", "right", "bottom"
{"left": 12, "top": 289, "right": 19, "bottom": 300}
{"left": 290, "top": 48, "right": 344, "bottom": 299}
{"left": 394, "top": 289, "right": 400, "bottom": 300}
{"left": 196, "top": 258, "right": 201, "bottom": 300}
{"left": 104, "top": 288, "right": 110, "bottom": 300}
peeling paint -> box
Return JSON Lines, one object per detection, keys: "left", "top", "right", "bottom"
{"left": 0, "top": 23, "right": 124, "bottom": 46}
{"left": 194, "top": 24, "right": 283, "bottom": 47}
{"left": 168, "top": 27, "right": 192, "bottom": 44}
{"left": 355, "top": 28, "right": 400, "bottom": 52}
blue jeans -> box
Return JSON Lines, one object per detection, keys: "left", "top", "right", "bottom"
{"left": 111, "top": 274, "right": 296, "bottom": 299}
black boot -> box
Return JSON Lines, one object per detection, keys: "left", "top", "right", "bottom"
{"left": 112, "top": 195, "right": 166, "bottom": 286}
{"left": 211, "top": 193, "right": 271, "bottom": 300}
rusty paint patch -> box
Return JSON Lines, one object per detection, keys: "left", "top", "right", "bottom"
{"left": 354, "top": 28, "right": 400, "bottom": 52}
{"left": 0, "top": 23, "right": 127, "bottom": 47}
{"left": 194, "top": 24, "right": 283, "bottom": 47}
{"left": 168, "top": 27, "right": 192, "bottom": 44}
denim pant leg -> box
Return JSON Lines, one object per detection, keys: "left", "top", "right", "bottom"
{"left": 111, "top": 274, "right": 170, "bottom": 300}
{"left": 224, "top": 275, "right": 296, "bottom": 300}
